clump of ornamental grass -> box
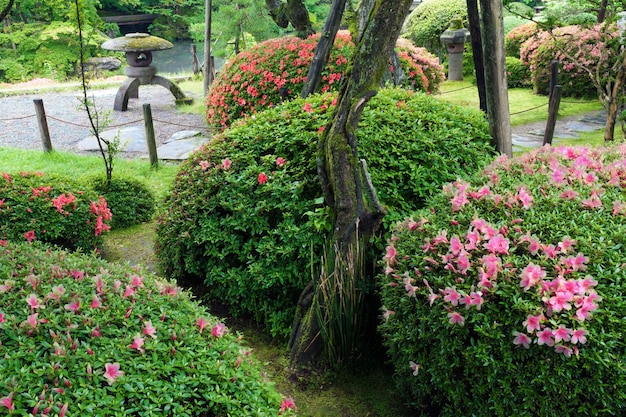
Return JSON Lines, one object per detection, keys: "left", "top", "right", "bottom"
{"left": 379, "top": 145, "right": 626, "bottom": 416}
{"left": 0, "top": 241, "right": 296, "bottom": 416}
{"left": 156, "top": 88, "right": 494, "bottom": 340}
{"left": 0, "top": 172, "right": 112, "bottom": 251}
{"left": 205, "top": 32, "right": 444, "bottom": 130}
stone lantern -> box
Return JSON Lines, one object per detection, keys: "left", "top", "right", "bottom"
{"left": 102, "top": 33, "right": 192, "bottom": 111}
{"left": 439, "top": 17, "right": 470, "bottom": 81}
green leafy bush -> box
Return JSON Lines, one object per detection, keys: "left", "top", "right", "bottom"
{"left": 206, "top": 32, "right": 445, "bottom": 130}
{"left": 506, "top": 56, "right": 532, "bottom": 88}
{"left": 520, "top": 24, "right": 620, "bottom": 97}
{"left": 403, "top": 0, "right": 468, "bottom": 59}
{"left": 504, "top": 22, "right": 538, "bottom": 58}
{"left": 0, "top": 241, "right": 295, "bottom": 416}
{"left": 378, "top": 145, "right": 626, "bottom": 416}
{"left": 91, "top": 177, "right": 156, "bottom": 230}
{"left": 0, "top": 172, "right": 112, "bottom": 251}
{"left": 157, "top": 88, "right": 494, "bottom": 339}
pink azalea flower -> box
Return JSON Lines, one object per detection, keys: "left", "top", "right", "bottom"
{"left": 199, "top": 160, "right": 210, "bottom": 171}
{"left": 90, "top": 295, "right": 102, "bottom": 309}
{"left": 384, "top": 245, "right": 397, "bottom": 266}
{"left": 64, "top": 299, "right": 81, "bottom": 313}
{"left": 0, "top": 393, "right": 14, "bottom": 411}
{"left": 382, "top": 307, "right": 395, "bottom": 321}
{"left": 571, "top": 328, "right": 588, "bottom": 345}
{"left": 104, "top": 363, "right": 123, "bottom": 385}
{"left": 0, "top": 311, "right": 5, "bottom": 323}
{"left": 442, "top": 287, "right": 461, "bottom": 306}
{"left": 447, "top": 311, "right": 465, "bottom": 326}
{"left": 276, "top": 157, "right": 287, "bottom": 167}
{"left": 129, "top": 334, "right": 145, "bottom": 353}
{"left": 513, "top": 331, "right": 531, "bottom": 348}
{"left": 520, "top": 263, "right": 546, "bottom": 291}
{"left": 197, "top": 317, "right": 209, "bottom": 334}
{"left": 403, "top": 277, "right": 417, "bottom": 297}
{"left": 537, "top": 328, "right": 554, "bottom": 346}
{"left": 409, "top": 361, "right": 421, "bottom": 376}
{"left": 222, "top": 158, "right": 232, "bottom": 170}
{"left": 553, "top": 326, "right": 572, "bottom": 343}
{"left": 212, "top": 322, "right": 226, "bottom": 337}
{"left": 449, "top": 236, "right": 463, "bottom": 255}
{"left": 555, "top": 344, "right": 573, "bottom": 357}
{"left": 24, "top": 313, "right": 39, "bottom": 329}
{"left": 483, "top": 234, "right": 509, "bottom": 255}
{"left": 302, "top": 102, "right": 314, "bottom": 113}
{"left": 26, "top": 293, "right": 44, "bottom": 310}
{"left": 59, "top": 402, "right": 68, "bottom": 417}
{"left": 455, "top": 251, "right": 471, "bottom": 274}
{"left": 143, "top": 321, "right": 157, "bottom": 338}
{"left": 24, "top": 230, "right": 36, "bottom": 242}
{"left": 279, "top": 397, "right": 296, "bottom": 414}
{"left": 258, "top": 172, "right": 268, "bottom": 185}
{"left": 516, "top": 186, "right": 533, "bottom": 208}
{"left": 523, "top": 313, "right": 544, "bottom": 333}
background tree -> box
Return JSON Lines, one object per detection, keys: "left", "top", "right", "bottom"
{"left": 266, "top": 0, "right": 314, "bottom": 38}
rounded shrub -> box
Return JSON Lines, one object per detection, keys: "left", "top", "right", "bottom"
{"left": 157, "top": 88, "right": 494, "bottom": 340}
{"left": 520, "top": 24, "right": 620, "bottom": 97}
{"left": 403, "top": 0, "right": 468, "bottom": 59}
{"left": 90, "top": 177, "right": 156, "bottom": 230}
{"left": 378, "top": 145, "right": 626, "bottom": 416}
{"left": 506, "top": 56, "right": 532, "bottom": 88}
{"left": 206, "top": 33, "right": 446, "bottom": 130}
{"left": 0, "top": 241, "right": 295, "bottom": 416}
{"left": 504, "top": 22, "right": 538, "bottom": 58}
{"left": 0, "top": 171, "right": 112, "bottom": 251}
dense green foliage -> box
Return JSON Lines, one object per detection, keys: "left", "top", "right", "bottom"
{"left": 0, "top": 171, "right": 111, "bottom": 251}
{"left": 520, "top": 24, "right": 620, "bottom": 97}
{"left": 0, "top": 241, "right": 294, "bottom": 416}
{"left": 402, "top": 0, "right": 468, "bottom": 59}
{"left": 379, "top": 145, "right": 626, "bottom": 416}
{"left": 206, "top": 32, "right": 445, "bottom": 129}
{"left": 506, "top": 56, "right": 532, "bottom": 88}
{"left": 90, "top": 177, "right": 155, "bottom": 230}
{"left": 157, "top": 88, "right": 494, "bottom": 339}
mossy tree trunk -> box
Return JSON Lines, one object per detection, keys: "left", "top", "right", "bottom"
{"left": 266, "top": 0, "right": 314, "bottom": 39}
{"left": 289, "top": 0, "right": 413, "bottom": 368}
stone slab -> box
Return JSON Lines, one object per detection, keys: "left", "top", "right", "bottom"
{"left": 156, "top": 136, "right": 210, "bottom": 160}
{"left": 75, "top": 126, "right": 147, "bottom": 152}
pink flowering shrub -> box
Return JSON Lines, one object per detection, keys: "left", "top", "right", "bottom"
{"left": 0, "top": 172, "right": 112, "bottom": 251}
{"left": 0, "top": 241, "right": 294, "bottom": 416}
{"left": 206, "top": 33, "right": 445, "bottom": 130}
{"left": 157, "top": 88, "right": 494, "bottom": 339}
{"left": 504, "top": 22, "right": 539, "bottom": 58}
{"left": 379, "top": 145, "right": 626, "bottom": 416}
{"left": 520, "top": 24, "right": 620, "bottom": 97}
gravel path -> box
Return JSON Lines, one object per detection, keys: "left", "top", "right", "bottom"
{"left": 0, "top": 84, "right": 208, "bottom": 154}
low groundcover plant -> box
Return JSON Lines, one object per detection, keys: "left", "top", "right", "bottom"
{"left": 0, "top": 241, "right": 295, "bottom": 416}
{"left": 379, "top": 145, "right": 626, "bottom": 416}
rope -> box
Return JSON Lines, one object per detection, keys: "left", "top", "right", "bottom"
{"left": 1, "top": 114, "right": 206, "bottom": 131}
{"left": 0, "top": 114, "right": 36, "bottom": 121}
{"left": 510, "top": 102, "right": 549, "bottom": 116}
{"left": 438, "top": 85, "right": 475, "bottom": 95}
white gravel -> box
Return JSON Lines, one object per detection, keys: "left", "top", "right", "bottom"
{"left": 0, "top": 84, "right": 208, "bottom": 154}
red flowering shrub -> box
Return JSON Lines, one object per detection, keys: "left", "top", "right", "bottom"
{"left": 520, "top": 24, "right": 620, "bottom": 97}
{"left": 504, "top": 22, "right": 539, "bottom": 58}
{"left": 379, "top": 145, "right": 626, "bottom": 416}
{"left": 206, "top": 32, "right": 445, "bottom": 130}
{"left": 0, "top": 172, "right": 112, "bottom": 251}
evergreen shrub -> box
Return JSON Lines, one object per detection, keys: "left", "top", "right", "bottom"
{"left": 0, "top": 241, "right": 294, "bottom": 416}
{"left": 506, "top": 56, "right": 532, "bottom": 88}
{"left": 0, "top": 172, "right": 112, "bottom": 251}
{"left": 379, "top": 145, "right": 626, "bottom": 416}
{"left": 91, "top": 177, "right": 156, "bottom": 230}
{"left": 520, "top": 24, "right": 620, "bottom": 97}
{"left": 205, "top": 33, "right": 444, "bottom": 130}
{"left": 157, "top": 88, "right": 494, "bottom": 339}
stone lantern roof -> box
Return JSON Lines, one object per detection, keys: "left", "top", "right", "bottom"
{"left": 101, "top": 33, "right": 173, "bottom": 52}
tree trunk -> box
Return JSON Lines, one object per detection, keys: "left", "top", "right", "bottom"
{"left": 301, "top": 0, "right": 347, "bottom": 98}
{"left": 479, "top": 0, "right": 512, "bottom": 156}
{"left": 289, "top": 0, "right": 413, "bottom": 368}
{"left": 598, "top": 0, "right": 608, "bottom": 23}
{"left": 266, "top": 0, "right": 314, "bottom": 39}
{"left": 604, "top": 53, "right": 626, "bottom": 142}
{"left": 467, "top": 0, "right": 487, "bottom": 113}
{"left": 0, "top": 0, "right": 14, "bottom": 22}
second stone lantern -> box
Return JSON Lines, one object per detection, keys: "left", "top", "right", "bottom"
{"left": 102, "top": 33, "right": 192, "bottom": 111}
{"left": 439, "top": 17, "right": 470, "bottom": 82}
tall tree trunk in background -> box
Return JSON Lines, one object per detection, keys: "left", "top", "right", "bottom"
{"left": 266, "top": 0, "right": 314, "bottom": 39}
{"left": 480, "top": 0, "right": 512, "bottom": 156}
{"left": 301, "top": 0, "right": 347, "bottom": 98}
{"left": 603, "top": 52, "right": 626, "bottom": 142}
{"left": 467, "top": 0, "right": 487, "bottom": 113}
{"left": 0, "top": 0, "right": 14, "bottom": 22}
{"left": 289, "top": 0, "right": 413, "bottom": 368}
{"left": 598, "top": 0, "right": 608, "bottom": 23}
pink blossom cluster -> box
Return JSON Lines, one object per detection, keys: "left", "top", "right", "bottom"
{"left": 89, "top": 196, "right": 112, "bottom": 237}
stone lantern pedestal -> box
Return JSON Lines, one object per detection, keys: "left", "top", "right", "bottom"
{"left": 440, "top": 21, "right": 470, "bottom": 82}
{"left": 102, "top": 33, "right": 193, "bottom": 112}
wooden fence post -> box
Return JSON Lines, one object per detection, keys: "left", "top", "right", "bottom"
{"left": 33, "top": 99, "right": 53, "bottom": 152}
{"left": 143, "top": 104, "right": 158, "bottom": 167}
{"left": 543, "top": 85, "right": 562, "bottom": 146}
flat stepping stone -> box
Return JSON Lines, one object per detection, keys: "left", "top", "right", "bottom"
{"left": 562, "top": 121, "right": 604, "bottom": 132}
{"left": 75, "top": 126, "right": 147, "bottom": 152}
{"left": 156, "top": 136, "right": 209, "bottom": 160}
{"left": 512, "top": 134, "right": 544, "bottom": 148}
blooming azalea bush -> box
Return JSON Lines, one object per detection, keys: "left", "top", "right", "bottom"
{"left": 206, "top": 33, "right": 444, "bottom": 130}
{"left": 0, "top": 172, "right": 112, "bottom": 251}
{"left": 520, "top": 24, "right": 620, "bottom": 97}
{"left": 378, "top": 145, "right": 626, "bottom": 416}
{"left": 90, "top": 177, "right": 156, "bottom": 230}
{"left": 0, "top": 241, "right": 295, "bottom": 416}
{"left": 157, "top": 88, "right": 494, "bottom": 339}
{"left": 504, "top": 22, "right": 538, "bottom": 58}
